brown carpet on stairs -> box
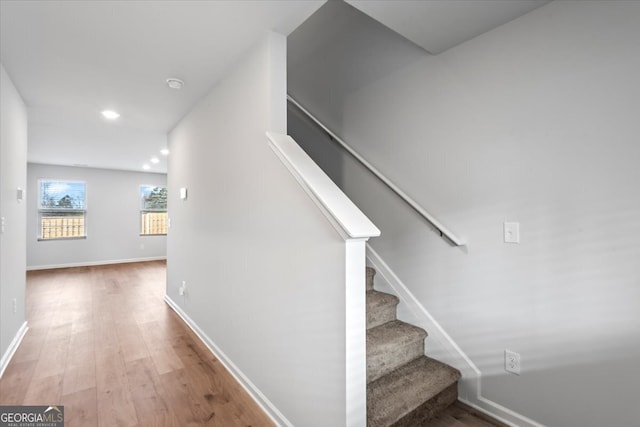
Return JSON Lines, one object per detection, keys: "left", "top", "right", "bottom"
{"left": 365, "top": 267, "right": 507, "bottom": 426}
{"left": 366, "top": 267, "right": 461, "bottom": 427}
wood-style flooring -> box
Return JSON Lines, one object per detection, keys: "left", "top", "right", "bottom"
{"left": 1, "top": 260, "right": 507, "bottom": 427}
{"left": 0, "top": 261, "right": 274, "bottom": 426}
{"left": 431, "top": 401, "right": 510, "bottom": 427}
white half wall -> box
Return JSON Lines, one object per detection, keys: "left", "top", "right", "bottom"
{"left": 167, "top": 32, "right": 355, "bottom": 426}
{"left": 26, "top": 163, "right": 166, "bottom": 269}
{"left": 288, "top": 2, "right": 640, "bottom": 426}
{"left": 0, "top": 64, "right": 28, "bottom": 370}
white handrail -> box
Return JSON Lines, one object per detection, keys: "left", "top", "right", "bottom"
{"left": 287, "top": 94, "right": 465, "bottom": 247}
{"left": 266, "top": 131, "right": 380, "bottom": 240}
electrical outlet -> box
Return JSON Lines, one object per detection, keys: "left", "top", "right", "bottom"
{"left": 505, "top": 349, "right": 521, "bottom": 375}
{"left": 13, "top": 298, "right": 17, "bottom": 314}
{"left": 179, "top": 281, "right": 187, "bottom": 296}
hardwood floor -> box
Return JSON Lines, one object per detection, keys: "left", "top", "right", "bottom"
{"left": 430, "top": 401, "right": 510, "bottom": 427}
{"left": 0, "top": 261, "right": 274, "bottom": 427}
{"left": 1, "top": 261, "right": 507, "bottom": 427}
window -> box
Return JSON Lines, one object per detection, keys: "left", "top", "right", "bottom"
{"left": 140, "top": 185, "right": 167, "bottom": 235}
{"left": 38, "top": 180, "right": 86, "bottom": 240}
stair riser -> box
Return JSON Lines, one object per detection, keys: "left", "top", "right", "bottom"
{"left": 366, "top": 267, "right": 460, "bottom": 426}
{"left": 367, "top": 340, "right": 424, "bottom": 383}
{"left": 367, "top": 304, "right": 397, "bottom": 329}
{"left": 366, "top": 356, "right": 461, "bottom": 427}
{"left": 366, "top": 267, "right": 375, "bottom": 291}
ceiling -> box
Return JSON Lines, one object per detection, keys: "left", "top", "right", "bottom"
{"left": 1, "top": 0, "right": 549, "bottom": 174}
{"left": 347, "top": 0, "right": 550, "bottom": 54}
{"left": 0, "top": 0, "right": 324, "bottom": 173}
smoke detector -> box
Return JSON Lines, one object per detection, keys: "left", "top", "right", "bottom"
{"left": 166, "top": 78, "right": 184, "bottom": 90}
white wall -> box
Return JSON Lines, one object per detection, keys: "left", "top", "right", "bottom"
{"left": 167, "top": 33, "right": 352, "bottom": 426}
{"left": 288, "top": 1, "right": 640, "bottom": 426}
{"left": 27, "top": 163, "right": 166, "bottom": 269}
{"left": 0, "top": 64, "right": 28, "bottom": 367}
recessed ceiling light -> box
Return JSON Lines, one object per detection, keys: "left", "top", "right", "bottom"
{"left": 101, "top": 110, "right": 120, "bottom": 120}
{"left": 166, "top": 78, "right": 184, "bottom": 90}
{"left": 160, "top": 148, "right": 170, "bottom": 156}
{"left": 150, "top": 157, "right": 160, "bottom": 164}
{"left": 142, "top": 164, "right": 151, "bottom": 170}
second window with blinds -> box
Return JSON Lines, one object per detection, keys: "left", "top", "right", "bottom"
{"left": 140, "top": 185, "right": 167, "bottom": 235}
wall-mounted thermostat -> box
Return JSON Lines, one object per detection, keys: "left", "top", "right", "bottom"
{"left": 180, "top": 187, "right": 188, "bottom": 200}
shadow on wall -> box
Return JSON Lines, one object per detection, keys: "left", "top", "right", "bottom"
{"left": 288, "top": 103, "right": 345, "bottom": 187}
{"left": 287, "top": 0, "right": 426, "bottom": 137}
{"left": 481, "top": 349, "right": 640, "bottom": 427}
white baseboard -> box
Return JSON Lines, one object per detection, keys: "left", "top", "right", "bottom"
{"left": 0, "top": 321, "right": 28, "bottom": 379}
{"left": 163, "top": 295, "right": 291, "bottom": 427}
{"left": 366, "top": 245, "right": 544, "bottom": 427}
{"left": 26, "top": 256, "right": 167, "bottom": 271}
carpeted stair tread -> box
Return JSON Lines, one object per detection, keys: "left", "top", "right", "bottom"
{"left": 367, "top": 356, "right": 461, "bottom": 427}
{"left": 366, "top": 290, "right": 399, "bottom": 329}
{"left": 365, "top": 267, "right": 461, "bottom": 425}
{"left": 367, "top": 320, "right": 427, "bottom": 383}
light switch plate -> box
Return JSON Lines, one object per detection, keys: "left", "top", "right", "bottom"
{"left": 504, "top": 222, "right": 520, "bottom": 243}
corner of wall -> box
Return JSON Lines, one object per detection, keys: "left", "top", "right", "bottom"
{"left": 166, "top": 31, "right": 351, "bottom": 426}
{"left": 163, "top": 295, "right": 291, "bottom": 426}
{"left": 0, "top": 322, "right": 28, "bottom": 379}
{"left": 0, "top": 63, "right": 28, "bottom": 364}
{"left": 268, "top": 31, "right": 288, "bottom": 134}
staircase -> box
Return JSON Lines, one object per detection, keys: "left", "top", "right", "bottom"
{"left": 366, "top": 267, "right": 461, "bottom": 426}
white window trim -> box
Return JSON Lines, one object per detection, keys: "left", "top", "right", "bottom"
{"left": 37, "top": 179, "right": 87, "bottom": 241}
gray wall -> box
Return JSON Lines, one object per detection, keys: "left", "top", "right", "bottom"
{"left": 0, "top": 64, "right": 27, "bottom": 362}
{"left": 167, "top": 33, "right": 350, "bottom": 426}
{"left": 288, "top": 1, "right": 640, "bottom": 426}
{"left": 27, "top": 163, "right": 166, "bottom": 269}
